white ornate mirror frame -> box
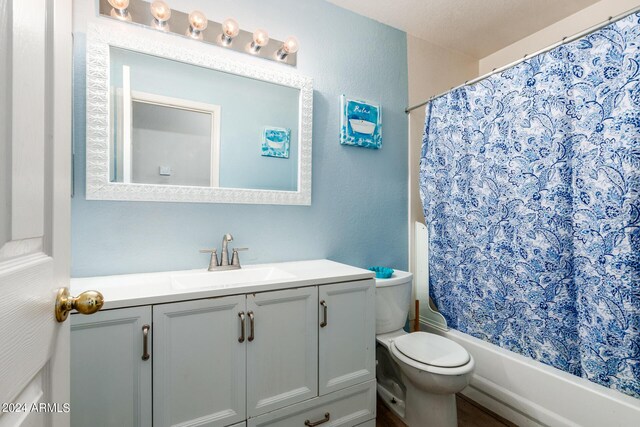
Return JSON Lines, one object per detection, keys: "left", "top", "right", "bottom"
{"left": 85, "top": 22, "right": 313, "bottom": 205}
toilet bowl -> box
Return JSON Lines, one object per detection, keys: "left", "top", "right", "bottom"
{"left": 375, "top": 270, "right": 474, "bottom": 427}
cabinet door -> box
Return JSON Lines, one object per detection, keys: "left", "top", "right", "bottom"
{"left": 247, "top": 287, "right": 318, "bottom": 417}
{"left": 153, "top": 295, "right": 246, "bottom": 427}
{"left": 71, "top": 306, "right": 152, "bottom": 427}
{"left": 319, "top": 279, "right": 375, "bottom": 395}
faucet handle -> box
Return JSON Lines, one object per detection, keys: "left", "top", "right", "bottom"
{"left": 231, "top": 248, "right": 248, "bottom": 266}
{"left": 200, "top": 249, "right": 219, "bottom": 270}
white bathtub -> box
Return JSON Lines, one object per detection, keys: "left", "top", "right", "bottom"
{"left": 422, "top": 323, "right": 640, "bottom": 426}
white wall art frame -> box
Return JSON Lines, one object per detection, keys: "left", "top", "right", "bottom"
{"left": 86, "top": 22, "right": 313, "bottom": 205}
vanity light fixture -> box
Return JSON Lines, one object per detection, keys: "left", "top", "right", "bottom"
{"left": 249, "top": 29, "right": 269, "bottom": 54}
{"left": 108, "top": 0, "right": 131, "bottom": 21}
{"left": 150, "top": 1, "right": 171, "bottom": 31}
{"left": 220, "top": 18, "right": 240, "bottom": 46}
{"left": 186, "top": 10, "right": 208, "bottom": 40}
{"left": 99, "top": 0, "right": 299, "bottom": 66}
{"left": 276, "top": 36, "right": 300, "bottom": 61}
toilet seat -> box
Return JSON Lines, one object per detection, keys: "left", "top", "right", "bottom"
{"left": 388, "top": 332, "right": 474, "bottom": 376}
{"left": 393, "top": 332, "right": 470, "bottom": 368}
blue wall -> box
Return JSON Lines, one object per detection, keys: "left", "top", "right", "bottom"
{"left": 72, "top": 0, "right": 409, "bottom": 277}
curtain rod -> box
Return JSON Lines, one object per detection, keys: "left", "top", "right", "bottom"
{"left": 405, "top": 5, "right": 640, "bottom": 114}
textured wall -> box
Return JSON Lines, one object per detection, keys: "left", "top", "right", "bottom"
{"left": 71, "top": 0, "right": 408, "bottom": 277}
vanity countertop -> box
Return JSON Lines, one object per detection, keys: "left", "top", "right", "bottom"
{"left": 71, "top": 259, "right": 375, "bottom": 310}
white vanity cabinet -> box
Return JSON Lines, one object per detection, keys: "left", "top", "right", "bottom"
{"left": 70, "top": 306, "right": 152, "bottom": 427}
{"left": 153, "top": 295, "right": 247, "bottom": 427}
{"left": 319, "top": 280, "right": 376, "bottom": 395}
{"left": 70, "top": 262, "right": 377, "bottom": 427}
{"left": 152, "top": 288, "right": 318, "bottom": 426}
{"left": 246, "top": 287, "right": 318, "bottom": 417}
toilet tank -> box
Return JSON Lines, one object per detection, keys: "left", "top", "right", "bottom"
{"left": 375, "top": 270, "right": 413, "bottom": 334}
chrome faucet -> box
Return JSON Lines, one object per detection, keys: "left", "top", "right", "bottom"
{"left": 220, "top": 233, "right": 233, "bottom": 266}
{"left": 200, "top": 233, "right": 248, "bottom": 271}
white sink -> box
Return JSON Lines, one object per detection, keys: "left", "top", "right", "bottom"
{"left": 171, "top": 267, "right": 297, "bottom": 290}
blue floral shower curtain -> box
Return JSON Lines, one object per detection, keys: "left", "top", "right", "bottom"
{"left": 419, "top": 13, "right": 640, "bottom": 398}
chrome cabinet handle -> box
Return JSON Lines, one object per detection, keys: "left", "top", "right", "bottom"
{"left": 305, "top": 412, "right": 330, "bottom": 426}
{"left": 248, "top": 311, "right": 255, "bottom": 342}
{"left": 320, "top": 300, "right": 327, "bottom": 328}
{"left": 142, "top": 324, "right": 150, "bottom": 361}
{"left": 238, "top": 312, "right": 246, "bottom": 343}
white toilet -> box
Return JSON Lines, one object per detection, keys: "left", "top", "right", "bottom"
{"left": 375, "top": 269, "right": 475, "bottom": 427}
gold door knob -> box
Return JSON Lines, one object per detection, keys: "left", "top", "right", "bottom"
{"left": 55, "top": 288, "right": 104, "bottom": 323}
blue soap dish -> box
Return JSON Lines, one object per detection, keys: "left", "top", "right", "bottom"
{"left": 368, "top": 266, "right": 394, "bottom": 279}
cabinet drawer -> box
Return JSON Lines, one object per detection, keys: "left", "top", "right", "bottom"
{"left": 247, "top": 380, "right": 375, "bottom": 427}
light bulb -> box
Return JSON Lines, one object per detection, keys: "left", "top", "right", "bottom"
{"left": 283, "top": 36, "right": 299, "bottom": 54}
{"left": 186, "top": 10, "right": 207, "bottom": 40}
{"left": 220, "top": 18, "right": 240, "bottom": 46}
{"left": 222, "top": 18, "right": 240, "bottom": 38}
{"left": 276, "top": 35, "right": 299, "bottom": 60}
{"left": 108, "top": 0, "right": 129, "bottom": 9}
{"left": 189, "top": 11, "right": 208, "bottom": 31}
{"left": 108, "top": 0, "right": 130, "bottom": 20}
{"left": 150, "top": 1, "right": 171, "bottom": 23}
{"left": 249, "top": 29, "right": 269, "bottom": 53}
{"left": 253, "top": 29, "right": 269, "bottom": 47}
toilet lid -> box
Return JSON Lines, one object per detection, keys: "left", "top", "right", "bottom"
{"left": 393, "top": 332, "right": 470, "bottom": 368}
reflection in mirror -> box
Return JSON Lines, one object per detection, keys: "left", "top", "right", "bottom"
{"left": 114, "top": 91, "right": 220, "bottom": 187}
{"left": 109, "top": 47, "right": 300, "bottom": 192}
{"left": 131, "top": 101, "right": 217, "bottom": 187}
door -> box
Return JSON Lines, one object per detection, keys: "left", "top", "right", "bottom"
{"left": 153, "top": 295, "right": 246, "bottom": 427}
{"left": 70, "top": 307, "right": 152, "bottom": 427}
{"left": 319, "top": 280, "right": 376, "bottom": 395}
{"left": 246, "top": 287, "right": 318, "bottom": 417}
{"left": 0, "top": 0, "right": 72, "bottom": 426}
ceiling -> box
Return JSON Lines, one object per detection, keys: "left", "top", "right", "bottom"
{"left": 326, "top": 0, "right": 600, "bottom": 58}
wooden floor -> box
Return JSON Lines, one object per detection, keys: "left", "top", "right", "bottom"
{"left": 376, "top": 394, "right": 518, "bottom": 427}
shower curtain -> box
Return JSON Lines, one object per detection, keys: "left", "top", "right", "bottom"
{"left": 419, "top": 13, "right": 640, "bottom": 398}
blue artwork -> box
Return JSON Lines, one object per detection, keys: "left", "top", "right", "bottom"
{"left": 420, "top": 13, "right": 640, "bottom": 399}
{"left": 261, "top": 127, "right": 290, "bottom": 158}
{"left": 340, "top": 95, "right": 381, "bottom": 149}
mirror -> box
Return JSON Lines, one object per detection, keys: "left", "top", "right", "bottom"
{"left": 86, "top": 23, "right": 312, "bottom": 204}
